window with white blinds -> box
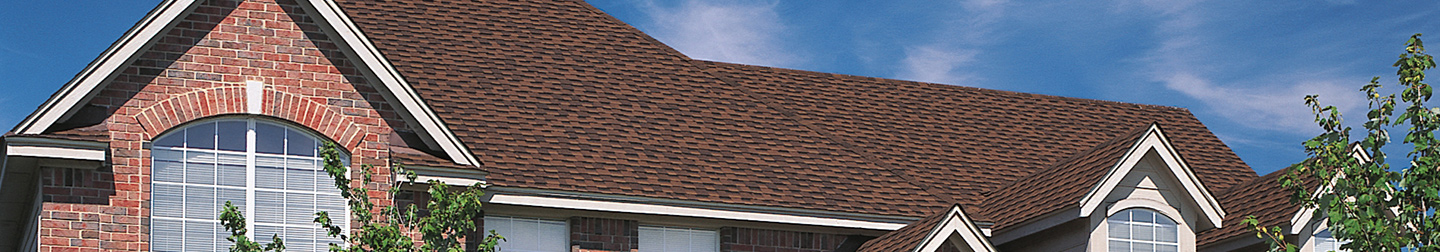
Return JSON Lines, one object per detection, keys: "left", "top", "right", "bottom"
{"left": 1107, "top": 208, "right": 1179, "bottom": 252}
{"left": 639, "top": 226, "right": 718, "bottom": 252}
{"left": 1314, "top": 229, "right": 1349, "bottom": 252}
{"left": 482, "top": 216, "right": 568, "bottom": 252}
{"left": 150, "top": 118, "right": 348, "bottom": 252}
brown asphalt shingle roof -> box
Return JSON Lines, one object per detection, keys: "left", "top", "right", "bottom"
{"left": 979, "top": 124, "right": 1150, "bottom": 230}
{"left": 695, "top": 61, "right": 1258, "bottom": 220}
{"left": 1198, "top": 168, "right": 1307, "bottom": 245}
{"left": 24, "top": 0, "right": 1263, "bottom": 230}
{"left": 857, "top": 205, "right": 956, "bottom": 252}
{"left": 333, "top": 0, "right": 947, "bottom": 217}
{"left": 330, "top": 0, "right": 1258, "bottom": 220}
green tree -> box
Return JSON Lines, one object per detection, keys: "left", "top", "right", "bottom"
{"left": 1246, "top": 33, "right": 1438, "bottom": 251}
{"left": 220, "top": 142, "right": 503, "bottom": 252}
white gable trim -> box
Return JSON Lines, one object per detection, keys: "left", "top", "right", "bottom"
{"left": 913, "top": 205, "right": 997, "bottom": 252}
{"left": 1078, "top": 124, "right": 1226, "bottom": 229}
{"left": 10, "top": 0, "right": 481, "bottom": 167}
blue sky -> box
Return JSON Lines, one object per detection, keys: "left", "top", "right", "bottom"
{"left": 3, "top": 1, "right": 1438, "bottom": 175}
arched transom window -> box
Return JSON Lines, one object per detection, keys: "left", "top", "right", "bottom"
{"left": 1107, "top": 208, "right": 1179, "bottom": 252}
{"left": 150, "top": 118, "right": 347, "bottom": 251}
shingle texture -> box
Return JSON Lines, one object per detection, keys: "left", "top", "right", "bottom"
{"left": 1198, "top": 169, "right": 1306, "bottom": 245}
{"left": 979, "top": 125, "right": 1150, "bottom": 229}
{"left": 695, "top": 61, "right": 1257, "bottom": 220}
{"left": 857, "top": 205, "right": 954, "bottom": 252}
{"left": 24, "top": 0, "right": 1262, "bottom": 233}
{"left": 329, "top": 0, "right": 1257, "bottom": 220}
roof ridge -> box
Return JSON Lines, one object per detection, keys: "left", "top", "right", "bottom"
{"left": 697, "top": 60, "right": 1192, "bottom": 112}
{"left": 690, "top": 59, "right": 962, "bottom": 215}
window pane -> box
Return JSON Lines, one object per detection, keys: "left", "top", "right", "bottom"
{"left": 286, "top": 192, "right": 316, "bottom": 225}
{"left": 255, "top": 123, "right": 285, "bottom": 154}
{"left": 217, "top": 152, "right": 247, "bottom": 187}
{"left": 485, "top": 216, "right": 567, "bottom": 252}
{"left": 255, "top": 191, "right": 285, "bottom": 225}
{"left": 152, "top": 218, "right": 184, "bottom": 252}
{"left": 287, "top": 128, "right": 316, "bottom": 157}
{"left": 184, "top": 151, "right": 217, "bottom": 185}
{"left": 186, "top": 122, "right": 216, "bottom": 150}
{"left": 216, "top": 121, "right": 248, "bottom": 152}
{"left": 152, "top": 183, "right": 184, "bottom": 218}
{"left": 153, "top": 149, "right": 184, "bottom": 183}
{"left": 154, "top": 132, "right": 184, "bottom": 148}
{"left": 1108, "top": 240, "right": 1130, "bottom": 252}
{"left": 641, "top": 226, "right": 717, "bottom": 252}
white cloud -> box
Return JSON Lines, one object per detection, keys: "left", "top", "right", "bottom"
{"left": 1161, "top": 72, "right": 1365, "bottom": 134}
{"left": 897, "top": 46, "right": 980, "bottom": 85}
{"left": 638, "top": 0, "right": 797, "bottom": 67}
{"left": 893, "top": 0, "right": 1007, "bottom": 86}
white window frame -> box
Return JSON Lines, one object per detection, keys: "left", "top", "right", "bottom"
{"left": 1105, "top": 208, "right": 1180, "bottom": 252}
{"left": 149, "top": 117, "right": 350, "bottom": 251}
{"left": 482, "top": 216, "right": 569, "bottom": 252}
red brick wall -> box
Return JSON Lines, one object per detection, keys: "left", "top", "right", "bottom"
{"left": 569, "top": 217, "right": 639, "bottom": 252}
{"left": 720, "top": 227, "right": 850, "bottom": 252}
{"left": 38, "top": 0, "right": 412, "bottom": 250}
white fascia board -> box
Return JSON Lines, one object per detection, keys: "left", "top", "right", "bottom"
{"left": 13, "top": 0, "right": 482, "bottom": 168}
{"left": 1078, "top": 124, "right": 1226, "bottom": 229}
{"left": 914, "top": 206, "right": 997, "bottom": 252}
{"left": 301, "top": 0, "right": 480, "bottom": 167}
{"left": 4, "top": 137, "right": 108, "bottom": 162}
{"left": 487, "top": 193, "right": 910, "bottom": 230}
{"left": 13, "top": 0, "right": 197, "bottom": 134}
{"left": 405, "top": 165, "right": 486, "bottom": 186}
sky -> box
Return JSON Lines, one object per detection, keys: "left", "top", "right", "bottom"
{"left": 3, "top": 1, "right": 1439, "bottom": 175}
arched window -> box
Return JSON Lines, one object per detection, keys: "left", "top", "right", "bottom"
{"left": 150, "top": 118, "right": 347, "bottom": 251}
{"left": 1107, "top": 208, "right": 1179, "bottom": 252}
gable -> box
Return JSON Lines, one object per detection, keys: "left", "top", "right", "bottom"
{"left": 1079, "top": 124, "right": 1225, "bottom": 229}
{"left": 859, "top": 205, "right": 997, "bottom": 252}
{"left": 11, "top": 0, "right": 478, "bottom": 166}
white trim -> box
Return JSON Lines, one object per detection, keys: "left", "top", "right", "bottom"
{"left": 913, "top": 205, "right": 997, "bottom": 252}
{"left": 1078, "top": 124, "right": 1226, "bottom": 229}
{"left": 407, "top": 166, "right": 486, "bottom": 186}
{"left": 486, "top": 193, "right": 909, "bottom": 230}
{"left": 5, "top": 145, "right": 106, "bottom": 162}
{"left": 12, "top": 0, "right": 482, "bottom": 167}
{"left": 299, "top": 0, "right": 480, "bottom": 167}
{"left": 13, "top": 0, "right": 197, "bottom": 135}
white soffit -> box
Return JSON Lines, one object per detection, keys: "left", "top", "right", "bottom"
{"left": 487, "top": 193, "right": 910, "bottom": 231}
{"left": 11, "top": 0, "right": 481, "bottom": 167}
{"left": 1077, "top": 124, "right": 1226, "bottom": 229}
{"left": 913, "top": 205, "right": 997, "bottom": 252}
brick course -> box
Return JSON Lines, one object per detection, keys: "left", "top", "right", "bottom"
{"left": 37, "top": 0, "right": 413, "bottom": 250}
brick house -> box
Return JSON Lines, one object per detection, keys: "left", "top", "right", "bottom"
{"left": 0, "top": 0, "right": 1330, "bottom": 251}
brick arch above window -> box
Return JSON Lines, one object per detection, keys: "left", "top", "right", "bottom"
{"left": 134, "top": 85, "right": 365, "bottom": 150}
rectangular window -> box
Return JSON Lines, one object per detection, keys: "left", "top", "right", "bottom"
{"left": 639, "top": 226, "right": 718, "bottom": 252}
{"left": 483, "top": 216, "right": 568, "bottom": 252}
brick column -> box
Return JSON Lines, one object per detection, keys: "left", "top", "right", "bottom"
{"left": 569, "top": 216, "right": 638, "bottom": 252}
